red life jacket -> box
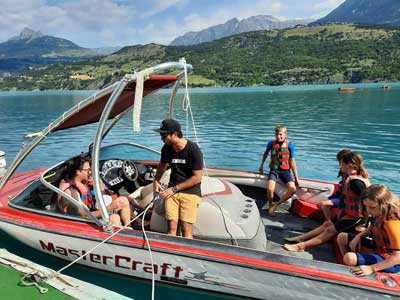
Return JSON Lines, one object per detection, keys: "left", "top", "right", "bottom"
{"left": 370, "top": 217, "right": 392, "bottom": 258}
{"left": 340, "top": 174, "right": 370, "bottom": 218}
{"left": 61, "top": 182, "right": 96, "bottom": 212}
{"left": 269, "top": 140, "right": 290, "bottom": 170}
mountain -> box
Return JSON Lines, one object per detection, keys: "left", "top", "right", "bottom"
{"left": 90, "top": 46, "right": 122, "bottom": 55}
{"left": 314, "top": 0, "right": 400, "bottom": 27}
{"left": 2, "top": 24, "right": 400, "bottom": 91}
{"left": 0, "top": 28, "right": 96, "bottom": 72}
{"left": 170, "top": 15, "right": 311, "bottom": 46}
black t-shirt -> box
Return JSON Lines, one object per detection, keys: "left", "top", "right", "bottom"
{"left": 161, "top": 140, "right": 203, "bottom": 196}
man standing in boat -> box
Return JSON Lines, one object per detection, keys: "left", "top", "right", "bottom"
{"left": 259, "top": 124, "right": 300, "bottom": 217}
{"left": 153, "top": 119, "right": 203, "bottom": 239}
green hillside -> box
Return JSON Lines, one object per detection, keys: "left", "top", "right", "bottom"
{"left": 1, "top": 24, "right": 400, "bottom": 91}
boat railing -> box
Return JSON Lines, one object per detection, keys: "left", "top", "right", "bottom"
{"left": 91, "top": 60, "right": 191, "bottom": 231}
{"left": 38, "top": 163, "right": 103, "bottom": 226}
{"left": 0, "top": 60, "right": 191, "bottom": 202}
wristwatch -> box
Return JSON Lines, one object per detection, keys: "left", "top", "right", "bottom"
{"left": 172, "top": 186, "right": 179, "bottom": 193}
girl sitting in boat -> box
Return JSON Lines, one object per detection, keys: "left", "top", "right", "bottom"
{"left": 283, "top": 151, "right": 370, "bottom": 252}
{"left": 57, "top": 155, "right": 131, "bottom": 226}
{"left": 337, "top": 184, "right": 400, "bottom": 276}
{"left": 318, "top": 149, "right": 352, "bottom": 221}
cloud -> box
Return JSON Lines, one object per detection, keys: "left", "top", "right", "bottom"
{"left": 0, "top": 0, "right": 348, "bottom": 48}
{"left": 141, "top": 0, "right": 186, "bottom": 18}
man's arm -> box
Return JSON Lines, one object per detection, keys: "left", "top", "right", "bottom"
{"left": 153, "top": 162, "right": 168, "bottom": 193}
{"left": 160, "top": 169, "right": 202, "bottom": 200}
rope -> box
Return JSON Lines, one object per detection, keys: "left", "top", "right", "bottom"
{"left": 20, "top": 272, "right": 49, "bottom": 294}
{"left": 141, "top": 200, "right": 156, "bottom": 300}
{"left": 178, "top": 59, "right": 238, "bottom": 246}
{"left": 55, "top": 207, "right": 150, "bottom": 275}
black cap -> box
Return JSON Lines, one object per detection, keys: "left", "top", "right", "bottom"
{"left": 153, "top": 119, "right": 181, "bottom": 134}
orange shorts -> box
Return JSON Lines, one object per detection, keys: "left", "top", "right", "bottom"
{"left": 165, "top": 193, "right": 201, "bottom": 224}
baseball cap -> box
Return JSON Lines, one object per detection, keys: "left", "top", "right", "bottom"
{"left": 153, "top": 119, "right": 181, "bottom": 134}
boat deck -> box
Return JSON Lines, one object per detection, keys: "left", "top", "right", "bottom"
{"left": 239, "top": 185, "right": 337, "bottom": 263}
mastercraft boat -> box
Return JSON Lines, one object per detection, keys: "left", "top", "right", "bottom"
{"left": 0, "top": 60, "right": 398, "bottom": 300}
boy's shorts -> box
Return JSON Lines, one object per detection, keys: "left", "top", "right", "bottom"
{"left": 348, "top": 233, "right": 400, "bottom": 273}
{"left": 327, "top": 196, "right": 341, "bottom": 207}
{"left": 165, "top": 193, "right": 201, "bottom": 224}
{"left": 268, "top": 169, "right": 293, "bottom": 184}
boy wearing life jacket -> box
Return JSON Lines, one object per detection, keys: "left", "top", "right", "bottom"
{"left": 259, "top": 124, "right": 300, "bottom": 217}
{"left": 337, "top": 184, "right": 400, "bottom": 276}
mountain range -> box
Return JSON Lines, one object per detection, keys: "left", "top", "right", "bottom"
{"left": 0, "top": 28, "right": 96, "bottom": 72}
{"left": 170, "top": 15, "right": 311, "bottom": 46}
{"left": 314, "top": 0, "right": 400, "bottom": 27}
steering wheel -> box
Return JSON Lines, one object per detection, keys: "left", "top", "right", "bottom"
{"left": 122, "top": 160, "right": 139, "bottom": 182}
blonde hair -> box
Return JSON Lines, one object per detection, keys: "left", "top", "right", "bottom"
{"left": 341, "top": 151, "right": 368, "bottom": 178}
{"left": 275, "top": 124, "right": 287, "bottom": 133}
{"left": 361, "top": 184, "right": 400, "bottom": 220}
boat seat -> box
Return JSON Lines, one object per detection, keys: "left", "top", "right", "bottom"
{"left": 128, "top": 169, "right": 171, "bottom": 210}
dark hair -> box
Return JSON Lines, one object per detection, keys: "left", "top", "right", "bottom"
{"left": 336, "top": 148, "right": 352, "bottom": 161}
{"left": 341, "top": 151, "right": 368, "bottom": 178}
{"left": 63, "top": 155, "right": 90, "bottom": 180}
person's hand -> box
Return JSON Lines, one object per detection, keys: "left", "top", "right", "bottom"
{"left": 153, "top": 180, "right": 162, "bottom": 193}
{"left": 159, "top": 187, "right": 175, "bottom": 201}
{"left": 108, "top": 199, "right": 122, "bottom": 211}
{"left": 351, "top": 265, "right": 374, "bottom": 277}
{"left": 294, "top": 178, "right": 300, "bottom": 187}
{"left": 349, "top": 237, "right": 361, "bottom": 252}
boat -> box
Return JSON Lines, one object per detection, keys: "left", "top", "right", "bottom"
{"left": 382, "top": 85, "right": 391, "bottom": 90}
{"left": 0, "top": 248, "right": 132, "bottom": 300}
{"left": 0, "top": 60, "right": 399, "bottom": 300}
{"left": 338, "top": 87, "right": 355, "bottom": 92}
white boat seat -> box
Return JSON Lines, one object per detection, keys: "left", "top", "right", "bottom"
{"left": 128, "top": 183, "right": 154, "bottom": 210}
{"left": 128, "top": 169, "right": 171, "bottom": 210}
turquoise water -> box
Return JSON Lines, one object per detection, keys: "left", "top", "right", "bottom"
{"left": 0, "top": 84, "right": 400, "bottom": 299}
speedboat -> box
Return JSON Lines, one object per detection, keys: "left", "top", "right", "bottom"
{"left": 0, "top": 60, "right": 398, "bottom": 299}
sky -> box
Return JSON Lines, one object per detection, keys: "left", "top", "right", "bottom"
{"left": 0, "top": 0, "right": 345, "bottom": 48}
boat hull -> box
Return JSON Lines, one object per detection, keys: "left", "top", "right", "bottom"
{"left": 0, "top": 219, "right": 397, "bottom": 300}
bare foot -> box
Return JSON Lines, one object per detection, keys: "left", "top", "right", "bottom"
{"left": 283, "top": 243, "right": 306, "bottom": 252}
{"left": 268, "top": 205, "right": 277, "bottom": 217}
{"left": 284, "top": 236, "right": 302, "bottom": 243}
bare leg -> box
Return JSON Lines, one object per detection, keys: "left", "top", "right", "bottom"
{"left": 110, "top": 214, "right": 122, "bottom": 226}
{"left": 268, "top": 181, "right": 296, "bottom": 216}
{"left": 167, "top": 220, "right": 178, "bottom": 236}
{"left": 283, "top": 223, "right": 337, "bottom": 251}
{"left": 319, "top": 199, "right": 334, "bottom": 221}
{"left": 343, "top": 252, "right": 358, "bottom": 266}
{"left": 181, "top": 221, "right": 193, "bottom": 239}
{"left": 337, "top": 232, "right": 350, "bottom": 256}
{"left": 116, "top": 196, "right": 131, "bottom": 226}
{"left": 285, "top": 222, "right": 327, "bottom": 242}
{"left": 266, "top": 180, "right": 275, "bottom": 209}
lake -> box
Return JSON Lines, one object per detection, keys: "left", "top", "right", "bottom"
{"left": 0, "top": 83, "right": 399, "bottom": 299}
